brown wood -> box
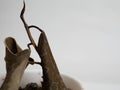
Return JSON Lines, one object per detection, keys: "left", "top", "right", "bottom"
{"left": 20, "top": 1, "right": 70, "bottom": 90}
{"left": 0, "top": 37, "right": 30, "bottom": 90}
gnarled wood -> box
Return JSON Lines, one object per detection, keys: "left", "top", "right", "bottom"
{"left": 0, "top": 37, "right": 30, "bottom": 90}
{"left": 20, "top": 1, "right": 70, "bottom": 90}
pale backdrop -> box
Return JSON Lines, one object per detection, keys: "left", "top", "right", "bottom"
{"left": 0, "top": 0, "right": 120, "bottom": 84}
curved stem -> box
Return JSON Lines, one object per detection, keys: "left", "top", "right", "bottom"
{"left": 20, "top": 1, "right": 37, "bottom": 48}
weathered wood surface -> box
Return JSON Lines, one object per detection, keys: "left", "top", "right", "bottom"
{"left": 20, "top": 1, "right": 70, "bottom": 90}
{"left": 0, "top": 1, "right": 72, "bottom": 90}
{"left": 0, "top": 37, "right": 30, "bottom": 90}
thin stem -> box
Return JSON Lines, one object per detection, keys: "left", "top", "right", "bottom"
{"left": 20, "top": 1, "right": 37, "bottom": 48}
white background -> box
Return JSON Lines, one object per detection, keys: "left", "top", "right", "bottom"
{"left": 0, "top": 0, "right": 120, "bottom": 88}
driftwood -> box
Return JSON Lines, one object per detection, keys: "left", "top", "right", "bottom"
{"left": 0, "top": 37, "right": 30, "bottom": 90}
{"left": 20, "top": 1, "right": 70, "bottom": 90}
{"left": 0, "top": 1, "right": 71, "bottom": 90}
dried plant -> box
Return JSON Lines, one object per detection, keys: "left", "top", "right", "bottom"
{"left": 0, "top": 37, "right": 30, "bottom": 90}
{"left": 20, "top": 1, "right": 70, "bottom": 90}
{"left": 0, "top": 1, "right": 72, "bottom": 90}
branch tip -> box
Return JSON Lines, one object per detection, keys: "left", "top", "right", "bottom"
{"left": 20, "top": 0, "right": 25, "bottom": 18}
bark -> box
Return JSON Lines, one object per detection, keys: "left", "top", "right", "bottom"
{"left": 37, "top": 30, "right": 70, "bottom": 90}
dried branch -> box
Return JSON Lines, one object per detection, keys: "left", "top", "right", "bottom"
{"left": 20, "top": 1, "right": 70, "bottom": 90}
